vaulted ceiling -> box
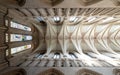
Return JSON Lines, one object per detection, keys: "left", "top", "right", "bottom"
{"left": 1, "top": 0, "right": 120, "bottom": 63}
{"left": 7, "top": 7, "right": 120, "bottom": 54}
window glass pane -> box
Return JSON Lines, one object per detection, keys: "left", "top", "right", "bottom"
{"left": 10, "top": 34, "right": 32, "bottom": 42}
{"left": 5, "top": 19, "right": 9, "bottom": 26}
{"left": 6, "top": 33, "right": 8, "bottom": 42}
{"left": 11, "top": 21, "right": 31, "bottom": 31}
{"left": 11, "top": 48, "right": 17, "bottom": 54}
{"left": 69, "top": 53, "right": 77, "bottom": 59}
{"left": 53, "top": 53, "right": 60, "bottom": 59}
{"left": 6, "top": 49, "right": 8, "bottom": 56}
{"left": 53, "top": 55, "right": 57, "bottom": 59}
{"left": 11, "top": 44, "right": 31, "bottom": 54}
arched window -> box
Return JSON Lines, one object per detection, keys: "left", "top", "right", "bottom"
{"left": 69, "top": 53, "right": 77, "bottom": 59}
{"left": 69, "top": 16, "right": 78, "bottom": 22}
{"left": 5, "top": 20, "right": 33, "bottom": 56}
{"left": 10, "top": 34, "right": 32, "bottom": 42}
{"left": 37, "top": 53, "right": 44, "bottom": 59}
{"left": 53, "top": 16, "right": 60, "bottom": 23}
{"left": 11, "top": 44, "right": 31, "bottom": 54}
{"left": 11, "top": 21, "right": 31, "bottom": 31}
{"left": 53, "top": 53, "right": 60, "bottom": 59}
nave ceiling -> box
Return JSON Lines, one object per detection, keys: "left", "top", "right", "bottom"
{"left": 7, "top": 8, "right": 120, "bottom": 55}
{"left": 0, "top": 0, "right": 120, "bottom": 68}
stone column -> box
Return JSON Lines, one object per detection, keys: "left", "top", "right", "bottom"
{"left": 65, "top": 59, "right": 70, "bottom": 67}
{"left": 56, "top": 59, "right": 61, "bottom": 67}
{"left": 78, "top": 60, "right": 84, "bottom": 67}
{"left": 38, "top": 59, "right": 47, "bottom": 67}
{"left": 73, "top": 60, "right": 79, "bottom": 67}
{"left": 47, "top": 59, "right": 54, "bottom": 67}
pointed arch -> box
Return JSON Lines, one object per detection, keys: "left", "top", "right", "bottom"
{"left": 77, "top": 68, "right": 102, "bottom": 75}
{"left": 16, "top": 0, "right": 26, "bottom": 6}
{"left": 113, "top": 68, "right": 120, "bottom": 75}
{"left": 38, "top": 68, "right": 64, "bottom": 75}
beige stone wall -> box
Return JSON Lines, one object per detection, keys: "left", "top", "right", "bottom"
{"left": 0, "top": 6, "right": 8, "bottom": 70}
{"left": 0, "top": 67, "right": 116, "bottom": 75}
{"left": 0, "top": 5, "right": 35, "bottom": 71}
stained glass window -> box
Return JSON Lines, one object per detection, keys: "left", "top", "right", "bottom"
{"left": 53, "top": 53, "right": 60, "bottom": 59}
{"left": 6, "top": 33, "right": 8, "bottom": 42}
{"left": 6, "top": 49, "right": 8, "bottom": 56}
{"left": 11, "top": 21, "right": 31, "bottom": 31}
{"left": 5, "top": 19, "right": 9, "bottom": 26}
{"left": 10, "top": 34, "right": 32, "bottom": 42}
{"left": 69, "top": 53, "right": 77, "bottom": 59}
{"left": 11, "top": 44, "right": 31, "bottom": 54}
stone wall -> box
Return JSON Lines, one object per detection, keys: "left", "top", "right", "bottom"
{"left": 0, "top": 67, "right": 117, "bottom": 75}
{"left": 0, "top": 5, "right": 8, "bottom": 71}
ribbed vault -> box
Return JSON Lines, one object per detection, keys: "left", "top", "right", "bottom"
{"left": 7, "top": 8, "right": 120, "bottom": 67}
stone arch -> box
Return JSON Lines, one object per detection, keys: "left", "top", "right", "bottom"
{"left": 42, "top": 0, "right": 64, "bottom": 6}
{"left": 16, "top": 0, "right": 26, "bottom": 6}
{"left": 77, "top": 68, "right": 102, "bottom": 75}
{"left": 113, "top": 68, "right": 120, "bottom": 75}
{"left": 2, "top": 68, "right": 27, "bottom": 75}
{"left": 38, "top": 68, "right": 64, "bottom": 75}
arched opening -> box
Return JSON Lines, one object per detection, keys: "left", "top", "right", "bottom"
{"left": 113, "top": 68, "right": 120, "bottom": 75}
{"left": 2, "top": 68, "right": 27, "bottom": 75}
{"left": 77, "top": 68, "right": 102, "bottom": 75}
{"left": 38, "top": 68, "right": 64, "bottom": 75}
